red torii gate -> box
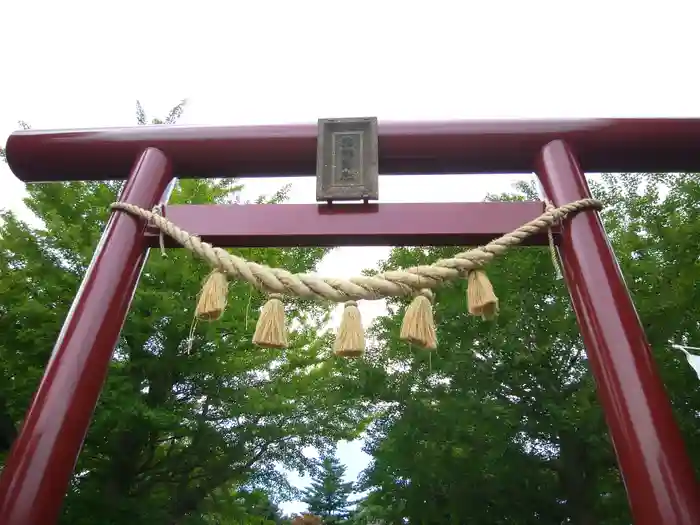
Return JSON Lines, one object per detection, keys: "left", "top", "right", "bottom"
{"left": 1, "top": 119, "right": 699, "bottom": 525}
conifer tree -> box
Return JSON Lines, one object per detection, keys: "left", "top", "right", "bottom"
{"left": 301, "top": 454, "right": 354, "bottom": 524}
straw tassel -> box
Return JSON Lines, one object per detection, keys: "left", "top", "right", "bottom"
{"left": 195, "top": 270, "right": 229, "bottom": 321}
{"left": 334, "top": 301, "right": 365, "bottom": 357}
{"left": 467, "top": 269, "right": 499, "bottom": 320}
{"left": 400, "top": 289, "right": 437, "bottom": 350}
{"left": 252, "top": 293, "right": 288, "bottom": 348}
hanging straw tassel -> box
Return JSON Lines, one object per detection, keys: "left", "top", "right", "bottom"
{"left": 400, "top": 289, "right": 437, "bottom": 350}
{"left": 195, "top": 270, "right": 229, "bottom": 321}
{"left": 252, "top": 293, "right": 288, "bottom": 349}
{"left": 467, "top": 269, "right": 499, "bottom": 320}
{"left": 334, "top": 301, "right": 365, "bottom": 357}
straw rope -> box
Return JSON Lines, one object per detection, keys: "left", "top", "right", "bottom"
{"left": 110, "top": 198, "right": 601, "bottom": 302}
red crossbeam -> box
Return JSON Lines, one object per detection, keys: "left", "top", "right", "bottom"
{"left": 7, "top": 118, "right": 700, "bottom": 182}
{"left": 145, "top": 201, "right": 555, "bottom": 248}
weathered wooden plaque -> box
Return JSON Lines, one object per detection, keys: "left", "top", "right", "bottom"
{"left": 316, "top": 117, "right": 379, "bottom": 202}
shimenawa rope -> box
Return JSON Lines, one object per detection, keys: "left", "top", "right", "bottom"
{"left": 111, "top": 198, "right": 602, "bottom": 355}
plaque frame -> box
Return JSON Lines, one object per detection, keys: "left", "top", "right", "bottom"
{"left": 315, "top": 117, "right": 379, "bottom": 202}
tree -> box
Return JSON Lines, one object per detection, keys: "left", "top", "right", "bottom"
{"left": 197, "top": 486, "right": 291, "bottom": 524}
{"left": 354, "top": 173, "right": 700, "bottom": 524}
{"left": 0, "top": 101, "right": 372, "bottom": 524}
{"left": 301, "top": 454, "right": 354, "bottom": 523}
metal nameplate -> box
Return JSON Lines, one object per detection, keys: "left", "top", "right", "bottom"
{"left": 316, "top": 117, "right": 379, "bottom": 202}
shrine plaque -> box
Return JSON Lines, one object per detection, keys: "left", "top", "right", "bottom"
{"left": 316, "top": 117, "right": 379, "bottom": 202}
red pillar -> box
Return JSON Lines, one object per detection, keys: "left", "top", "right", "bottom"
{"left": 0, "top": 148, "right": 173, "bottom": 525}
{"left": 536, "top": 140, "right": 700, "bottom": 525}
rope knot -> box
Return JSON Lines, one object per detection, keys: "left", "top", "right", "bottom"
{"left": 150, "top": 204, "right": 167, "bottom": 256}
{"left": 416, "top": 289, "right": 433, "bottom": 302}
{"left": 150, "top": 203, "right": 166, "bottom": 218}
{"left": 269, "top": 293, "right": 284, "bottom": 300}
{"left": 544, "top": 199, "right": 564, "bottom": 225}
{"left": 544, "top": 200, "right": 564, "bottom": 279}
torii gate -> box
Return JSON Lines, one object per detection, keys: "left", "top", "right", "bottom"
{"left": 1, "top": 119, "right": 699, "bottom": 525}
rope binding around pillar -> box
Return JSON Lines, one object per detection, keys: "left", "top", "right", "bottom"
{"left": 110, "top": 198, "right": 602, "bottom": 357}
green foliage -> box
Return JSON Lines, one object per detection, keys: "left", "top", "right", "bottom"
{"left": 0, "top": 102, "right": 368, "bottom": 524}
{"left": 301, "top": 453, "right": 354, "bottom": 524}
{"left": 197, "top": 486, "right": 291, "bottom": 524}
{"left": 354, "top": 173, "right": 700, "bottom": 524}
{"left": 136, "top": 99, "right": 187, "bottom": 125}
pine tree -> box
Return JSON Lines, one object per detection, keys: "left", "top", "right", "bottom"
{"left": 301, "top": 454, "right": 354, "bottom": 524}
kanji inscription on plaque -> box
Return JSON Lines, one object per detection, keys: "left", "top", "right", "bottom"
{"left": 316, "top": 117, "right": 378, "bottom": 202}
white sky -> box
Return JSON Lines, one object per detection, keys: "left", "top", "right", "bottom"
{"left": 1, "top": 0, "right": 698, "bottom": 516}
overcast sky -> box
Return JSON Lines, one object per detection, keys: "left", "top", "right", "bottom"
{"left": 1, "top": 0, "right": 698, "bottom": 516}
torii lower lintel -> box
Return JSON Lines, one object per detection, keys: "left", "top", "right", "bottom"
{"left": 145, "top": 201, "right": 558, "bottom": 248}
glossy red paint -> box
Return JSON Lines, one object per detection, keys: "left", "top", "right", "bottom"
{"left": 146, "top": 201, "right": 556, "bottom": 248}
{"left": 7, "top": 118, "right": 700, "bottom": 182}
{"left": 0, "top": 148, "right": 174, "bottom": 525}
{"left": 536, "top": 141, "right": 700, "bottom": 525}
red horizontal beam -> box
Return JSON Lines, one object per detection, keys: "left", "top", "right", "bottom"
{"left": 144, "top": 201, "right": 556, "bottom": 248}
{"left": 7, "top": 118, "right": 700, "bottom": 183}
